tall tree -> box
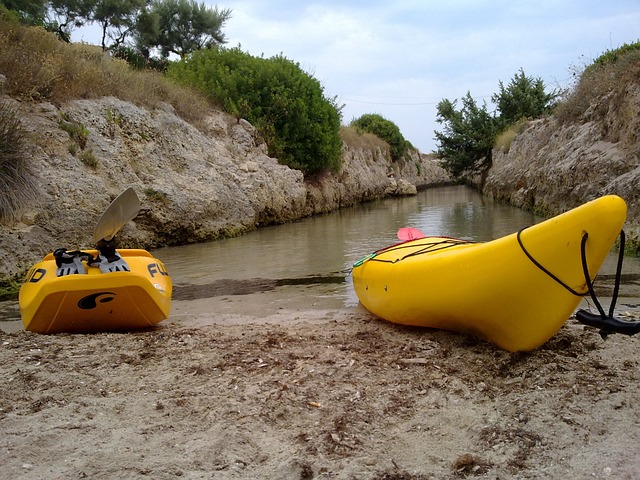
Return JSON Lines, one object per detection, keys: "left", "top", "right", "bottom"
{"left": 492, "top": 68, "right": 556, "bottom": 124}
{"left": 435, "top": 69, "right": 556, "bottom": 178}
{"left": 92, "top": 0, "right": 145, "bottom": 51}
{"left": 136, "top": 0, "right": 231, "bottom": 58}
{"left": 48, "top": 0, "right": 97, "bottom": 43}
{"left": 434, "top": 93, "right": 500, "bottom": 177}
{"left": 0, "top": 0, "right": 47, "bottom": 25}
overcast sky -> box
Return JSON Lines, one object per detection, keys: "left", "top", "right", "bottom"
{"left": 75, "top": 1, "right": 640, "bottom": 153}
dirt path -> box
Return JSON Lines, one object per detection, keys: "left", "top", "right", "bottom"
{"left": 1, "top": 298, "right": 640, "bottom": 479}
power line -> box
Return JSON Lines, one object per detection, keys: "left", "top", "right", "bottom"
{"left": 340, "top": 95, "right": 493, "bottom": 107}
{"left": 342, "top": 98, "right": 440, "bottom": 106}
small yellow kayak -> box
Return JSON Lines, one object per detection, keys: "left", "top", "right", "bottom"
{"left": 352, "top": 195, "right": 628, "bottom": 351}
{"left": 19, "top": 249, "right": 172, "bottom": 334}
{"left": 19, "top": 187, "right": 172, "bottom": 334}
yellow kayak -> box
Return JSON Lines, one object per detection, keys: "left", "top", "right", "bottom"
{"left": 352, "top": 195, "right": 627, "bottom": 351}
{"left": 19, "top": 248, "right": 172, "bottom": 334}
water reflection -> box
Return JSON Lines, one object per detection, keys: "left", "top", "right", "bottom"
{"left": 156, "top": 186, "right": 545, "bottom": 308}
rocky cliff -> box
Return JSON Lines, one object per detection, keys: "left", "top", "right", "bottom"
{"left": 0, "top": 96, "right": 450, "bottom": 281}
{"left": 483, "top": 82, "right": 640, "bottom": 252}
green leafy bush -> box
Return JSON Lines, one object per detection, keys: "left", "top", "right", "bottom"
{"left": 585, "top": 41, "right": 640, "bottom": 73}
{"left": 349, "top": 113, "right": 410, "bottom": 161}
{"left": 435, "top": 93, "right": 500, "bottom": 177}
{"left": 168, "top": 47, "right": 343, "bottom": 175}
{"left": 111, "top": 45, "right": 169, "bottom": 72}
{"left": 435, "top": 69, "right": 555, "bottom": 178}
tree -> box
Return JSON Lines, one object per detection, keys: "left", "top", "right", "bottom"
{"left": 434, "top": 93, "right": 500, "bottom": 177}
{"left": 435, "top": 69, "right": 556, "bottom": 178}
{"left": 0, "top": 0, "right": 47, "bottom": 25}
{"left": 350, "top": 113, "right": 410, "bottom": 161}
{"left": 136, "top": 0, "right": 231, "bottom": 58}
{"left": 492, "top": 68, "right": 556, "bottom": 124}
{"left": 48, "top": 0, "right": 97, "bottom": 43}
{"left": 91, "top": 0, "right": 145, "bottom": 51}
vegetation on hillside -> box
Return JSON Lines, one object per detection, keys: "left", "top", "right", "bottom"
{"left": 0, "top": 100, "right": 37, "bottom": 222}
{"left": 435, "top": 69, "right": 557, "bottom": 178}
{"left": 0, "top": 11, "right": 211, "bottom": 119}
{"left": 168, "top": 47, "right": 343, "bottom": 175}
{"left": 349, "top": 114, "right": 412, "bottom": 161}
{"left": 555, "top": 42, "right": 640, "bottom": 126}
{"left": 435, "top": 44, "right": 640, "bottom": 180}
{"left": 0, "top": 0, "right": 231, "bottom": 55}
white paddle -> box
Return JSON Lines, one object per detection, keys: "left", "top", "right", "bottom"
{"left": 92, "top": 187, "right": 141, "bottom": 243}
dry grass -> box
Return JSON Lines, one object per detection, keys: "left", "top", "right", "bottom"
{"left": 554, "top": 47, "right": 640, "bottom": 125}
{"left": 0, "top": 16, "right": 212, "bottom": 124}
{"left": 340, "top": 125, "right": 389, "bottom": 152}
{"left": 494, "top": 118, "right": 530, "bottom": 153}
{"left": 0, "top": 100, "right": 39, "bottom": 224}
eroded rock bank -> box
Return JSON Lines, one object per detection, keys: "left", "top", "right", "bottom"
{"left": 483, "top": 83, "right": 640, "bottom": 252}
{"left": 0, "top": 96, "right": 450, "bottom": 280}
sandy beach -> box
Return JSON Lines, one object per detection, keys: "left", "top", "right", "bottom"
{"left": 1, "top": 280, "right": 640, "bottom": 480}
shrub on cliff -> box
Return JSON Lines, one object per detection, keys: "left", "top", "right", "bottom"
{"left": 0, "top": 100, "right": 38, "bottom": 222}
{"left": 167, "top": 47, "right": 343, "bottom": 175}
{"left": 435, "top": 93, "right": 500, "bottom": 177}
{"left": 555, "top": 42, "right": 640, "bottom": 125}
{"left": 435, "top": 69, "right": 556, "bottom": 178}
{"left": 349, "top": 113, "right": 411, "bottom": 161}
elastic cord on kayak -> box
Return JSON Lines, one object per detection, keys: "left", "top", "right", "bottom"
{"left": 353, "top": 239, "right": 465, "bottom": 267}
{"left": 519, "top": 226, "right": 640, "bottom": 338}
{"left": 516, "top": 228, "right": 586, "bottom": 296}
{"left": 575, "top": 230, "right": 640, "bottom": 338}
{"left": 358, "top": 238, "right": 473, "bottom": 266}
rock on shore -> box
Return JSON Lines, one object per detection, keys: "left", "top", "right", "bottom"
{"left": 483, "top": 83, "right": 640, "bottom": 251}
{"left": 0, "top": 96, "right": 450, "bottom": 280}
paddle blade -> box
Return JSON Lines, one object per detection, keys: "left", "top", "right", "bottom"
{"left": 93, "top": 187, "right": 141, "bottom": 243}
{"left": 397, "top": 227, "right": 426, "bottom": 241}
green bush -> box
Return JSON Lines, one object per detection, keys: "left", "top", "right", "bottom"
{"left": 168, "top": 47, "right": 343, "bottom": 175}
{"left": 349, "top": 113, "right": 410, "bottom": 161}
{"left": 585, "top": 41, "right": 640, "bottom": 74}
{"left": 58, "top": 112, "right": 89, "bottom": 149}
{"left": 111, "top": 45, "right": 169, "bottom": 72}
{"left": 0, "top": 276, "right": 21, "bottom": 301}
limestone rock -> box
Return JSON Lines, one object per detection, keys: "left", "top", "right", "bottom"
{"left": 0, "top": 97, "right": 450, "bottom": 279}
{"left": 483, "top": 83, "right": 640, "bottom": 251}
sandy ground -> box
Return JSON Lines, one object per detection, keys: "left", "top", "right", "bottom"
{"left": 1, "top": 280, "right": 640, "bottom": 479}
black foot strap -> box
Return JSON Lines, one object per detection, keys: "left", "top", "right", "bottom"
{"left": 575, "top": 230, "right": 640, "bottom": 338}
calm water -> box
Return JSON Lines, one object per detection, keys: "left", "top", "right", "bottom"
{"left": 157, "top": 185, "right": 638, "bottom": 314}
{"left": 2, "top": 185, "right": 638, "bottom": 328}
{"left": 161, "top": 185, "right": 543, "bottom": 286}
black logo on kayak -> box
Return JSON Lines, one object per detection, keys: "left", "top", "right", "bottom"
{"left": 78, "top": 292, "right": 116, "bottom": 309}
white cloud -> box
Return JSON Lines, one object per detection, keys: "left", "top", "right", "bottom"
{"left": 72, "top": 0, "right": 640, "bottom": 152}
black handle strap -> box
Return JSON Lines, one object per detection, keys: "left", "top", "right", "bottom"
{"left": 575, "top": 230, "right": 640, "bottom": 338}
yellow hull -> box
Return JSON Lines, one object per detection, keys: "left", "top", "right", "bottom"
{"left": 352, "top": 195, "right": 627, "bottom": 351}
{"left": 19, "top": 249, "right": 172, "bottom": 334}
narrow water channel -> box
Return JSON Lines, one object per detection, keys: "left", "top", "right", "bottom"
{"left": 2, "top": 185, "right": 639, "bottom": 330}
{"left": 161, "top": 185, "right": 639, "bottom": 317}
